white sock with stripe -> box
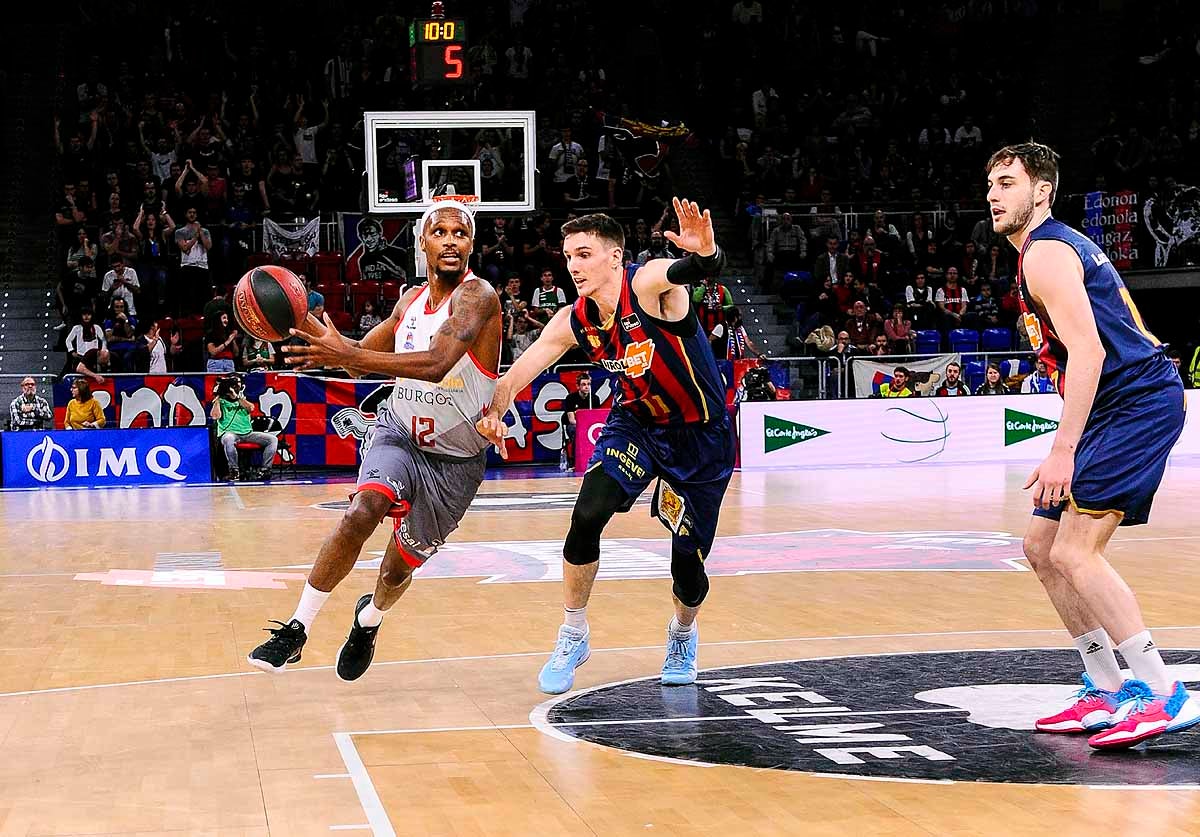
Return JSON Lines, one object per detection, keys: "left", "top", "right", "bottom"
{"left": 1117, "top": 630, "right": 1173, "bottom": 695}
{"left": 1072, "top": 628, "right": 1123, "bottom": 692}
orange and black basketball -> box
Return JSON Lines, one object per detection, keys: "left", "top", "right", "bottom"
{"left": 233, "top": 265, "right": 309, "bottom": 342}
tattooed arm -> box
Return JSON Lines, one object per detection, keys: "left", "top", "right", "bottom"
{"left": 284, "top": 279, "right": 501, "bottom": 381}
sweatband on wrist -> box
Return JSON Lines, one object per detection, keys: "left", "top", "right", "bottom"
{"left": 665, "top": 245, "right": 726, "bottom": 285}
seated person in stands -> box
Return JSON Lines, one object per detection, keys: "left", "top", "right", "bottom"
{"left": 935, "top": 361, "right": 971, "bottom": 396}
{"left": 64, "top": 378, "right": 105, "bottom": 429}
{"left": 65, "top": 309, "right": 110, "bottom": 383}
{"left": 103, "top": 297, "right": 139, "bottom": 371}
{"left": 242, "top": 336, "right": 275, "bottom": 371}
{"left": 879, "top": 366, "right": 914, "bottom": 397}
{"left": 9, "top": 377, "right": 53, "bottom": 431}
{"left": 209, "top": 374, "right": 277, "bottom": 481}
{"left": 1020, "top": 359, "right": 1058, "bottom": 393}
{"left": 975, "top": 361, "right": 1010, "bottom": 395}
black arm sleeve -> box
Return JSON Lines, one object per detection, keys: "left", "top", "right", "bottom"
{"left": 665, "top": 246, "right": 726, "bottom": 285}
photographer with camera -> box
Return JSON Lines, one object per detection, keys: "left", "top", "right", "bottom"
{"left": 209, "top": 375, "right": 277, "bottom": 481}
{"left": 739, "top": 358, "right": 778, "bottom": 403}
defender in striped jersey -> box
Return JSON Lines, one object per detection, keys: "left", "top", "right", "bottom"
{"left": 986, "top": 143, "right": 1196, "bottom": 749}
{"left": 478, "top": 199, "right": 736, "bottom": 694}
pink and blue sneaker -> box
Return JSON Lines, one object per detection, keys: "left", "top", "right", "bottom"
{"left": 1035, "top": 673, "right": 1123, "bottom": 733}
{"left": 1088, "top": 679, "right": 1200, "bottom": 749}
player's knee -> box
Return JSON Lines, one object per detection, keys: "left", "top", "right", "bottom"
{"left": 344, "top": 491, "right": 391, "bottom": 532}
{"left": 1022, "top": 531, "right": 1052, "bottom": 571}
{"left": 671, "top": 550, "right": 710, "bottom": 608}
{"left": 1047, "top": 540, "right": 1085, "bottom": 573}
{"left": 564, "top": 514, "right": 602, "bottom": 565}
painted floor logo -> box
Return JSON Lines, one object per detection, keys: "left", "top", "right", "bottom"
{"left": 1005, "top": 408, "right": 1060, "bottom": 446}
{"left": 764, "top": 416, "right": 829, "bottom": 453}
{"left": 534, "top": 649, "right": 1200, "bottom": 785}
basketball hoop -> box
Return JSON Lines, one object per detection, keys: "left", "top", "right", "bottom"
{"left": 430, "top": 193, "right": 479, "bottom": 207}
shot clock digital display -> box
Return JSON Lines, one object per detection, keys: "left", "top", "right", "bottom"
{"left": 409, "top": 19, "right": 468, "bottom": 85}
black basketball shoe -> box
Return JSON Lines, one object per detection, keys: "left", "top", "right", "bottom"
{"left": 337, "top": 594, "right": 382, "bottom": 682}
{"left": 247, "top": 619, "right": 307, "bottom": 672}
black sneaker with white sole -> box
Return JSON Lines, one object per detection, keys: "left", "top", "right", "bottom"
{"left": 337, "top": 594, "right": 382, "bottom": 682}
{"left": 247, "top": 619, "right": 307, "bottom": 672}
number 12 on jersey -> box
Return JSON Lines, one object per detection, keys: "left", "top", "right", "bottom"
{"left": 411, "top": 416, "right": 436, "bottom": 447}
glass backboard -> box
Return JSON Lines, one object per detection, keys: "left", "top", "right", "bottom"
{"left": 364, "top": 110, "right": 536, "bottom": 215}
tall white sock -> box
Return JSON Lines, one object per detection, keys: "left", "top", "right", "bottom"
{"left": 357, "top": 597, "right": 386, "bottom": 628}
{"left": 290, "top": 583, "right": 331, "bottom": 632}
{"left": 1117, "top": 630, "right": 1173, "bottom": 695}
{"left": 669, "top": 616, "right": 697, "bottom": 635}
{"left": 564, "top": 605, "right": 588, "bottom": 632}
{"left": 1072, "top": 628, "right": 1123, "bottom": 692}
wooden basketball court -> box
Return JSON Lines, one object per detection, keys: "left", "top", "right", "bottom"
{"left": 2, "top": 461, "right": 1199, "bottom": 836}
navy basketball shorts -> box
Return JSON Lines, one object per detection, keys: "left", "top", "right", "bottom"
{"left": 587, "top": 407, "right": 736, "bottom": 557}
{"left": 1034, "top": 372, "right": 1185, "bottom": 527}
{"left": 355, "top": 407, "right": 486, "bottom": 567}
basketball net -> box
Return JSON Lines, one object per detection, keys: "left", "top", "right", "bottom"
{"left": 414, "top": 190, "right": 480, "bottom": 278}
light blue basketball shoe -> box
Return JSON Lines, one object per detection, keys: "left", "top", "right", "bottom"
{"left": 661, "top": 623, "right": 699, "bottom": 686}
{"left": 538, "top": 625, "right": 590, "bottom": 694}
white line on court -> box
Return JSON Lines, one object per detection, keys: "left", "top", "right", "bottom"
{"left": 2, "top": 625, "right": 1199, "bottom": 701}
{"left": 314, "top": 773, "right": 351, "bottom": 779}
{"left": 228, "top": 485, "right": 246, "bottom": 510}
{"left": 333, "top": 733, "right": 395, "bottom": 837}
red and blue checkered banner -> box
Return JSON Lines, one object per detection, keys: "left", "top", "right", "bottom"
{"left": 51, "top": 371, "right": 680, "bottom": 468}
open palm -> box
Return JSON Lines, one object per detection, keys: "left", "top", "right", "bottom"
{"left": 664, "top": 197, "right": 716, "bottom": 256}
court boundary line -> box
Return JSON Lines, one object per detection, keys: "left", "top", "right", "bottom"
{"left": 333, "top": 732, "right": 395, "bottom": 836}
{"left": 3, "top": 626, "right": 1200, "bottom": 700}
{"left": 526, "top": 647, "right": 1200, "bottom": 791}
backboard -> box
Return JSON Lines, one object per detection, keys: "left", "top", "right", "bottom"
{"left": 363, "top": 110, "right": 537, "bottom": 216}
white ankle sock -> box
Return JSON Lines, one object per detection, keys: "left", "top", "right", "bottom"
{"left": 669, "top": 616, "right": 697, "bottom": 636}
{"left": 357, "top": 598, "right": 386, "bottom": 628}
{"left": 1117, "top": 630, "right": 1173, "bottom": 695}
{"left": 564, "top": 606, "right": 588, "bottom": 632}
{"left": 1072, "top": 628, "right": 1123, "bottom": 692}
{"left": 290, "top": 583, "right": 331, "bottom": 632}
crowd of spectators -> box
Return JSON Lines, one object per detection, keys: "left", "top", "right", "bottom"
{"left": 48, "top": 1, "right": 1200, "bottom": 381}
{"left": 51, "top": 0, "right": 697, "bottom": 377}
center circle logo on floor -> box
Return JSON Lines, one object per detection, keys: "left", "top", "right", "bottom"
{"left": 533, "top": 649, "right": 1200, "bottom": 785}
{"left": 27, "top": 436, "right": 70, "bottom": 483}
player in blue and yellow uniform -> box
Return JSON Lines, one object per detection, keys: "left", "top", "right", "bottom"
{"left": 478, "top": 199, "right": 736, "bottom": 693}
{"left": 987, "top": 142, "right": 1196, "bottom": 749}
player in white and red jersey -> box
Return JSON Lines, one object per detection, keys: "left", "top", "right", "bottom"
{"left": 247, "top": 200, "right": 503, "bottom": 681}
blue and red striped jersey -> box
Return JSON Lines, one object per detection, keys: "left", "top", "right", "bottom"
{"left": 569, "top": 273, "right": 726, "bottom": 426}
{"left": 1016, "top": 217, "right": 1162, "bottom": 396}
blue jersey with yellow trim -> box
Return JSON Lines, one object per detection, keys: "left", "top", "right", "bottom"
{"left": 569, "top": 272, "right": 726, "bottom": 426}
{"left": 1016, "top": 217, "right": 1164, "bottom": 396}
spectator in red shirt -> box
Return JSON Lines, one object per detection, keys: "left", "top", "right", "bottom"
{"left": 936, "top": 268, "right": 969, "bottom": 329}
{"left": 884, "top": 304, "right": 914, "bottom": 353}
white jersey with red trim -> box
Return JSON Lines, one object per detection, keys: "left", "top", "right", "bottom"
{"left": 388, "top": 272, "right": 498, "bottom": 458}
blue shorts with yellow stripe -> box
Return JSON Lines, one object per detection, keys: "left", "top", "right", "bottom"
{"left": 1034, "top": 358, "right": 1185, "bottom": 527}
{"left": 588, "top": 407, "right": 736, "bottom": 556}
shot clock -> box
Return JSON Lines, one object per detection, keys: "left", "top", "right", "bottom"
{"left": 409, "top": 18, "right": 468, "bottom": 85}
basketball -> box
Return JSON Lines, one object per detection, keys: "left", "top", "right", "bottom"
{"left": 232, "top": 265, "right": 309, "bottom": 342}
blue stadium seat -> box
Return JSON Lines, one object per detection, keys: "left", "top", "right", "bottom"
{"left": 982, "top": 328, "right": 1012, "bottom": 351}
{"left": 965, "top": 359, "right": 986, "bottom": 391}
{"left": 950, "top": 328, "right": 980, "bottom": 353}
{"left": 915, "top": 330, "right": 941, "bottom": 354}
{"left": 1017, "top": 358, "right": 1033, "bottom": 375}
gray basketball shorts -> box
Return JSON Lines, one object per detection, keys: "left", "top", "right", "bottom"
{"left": 355, "top": 410, "right": 486, "bottom": 568}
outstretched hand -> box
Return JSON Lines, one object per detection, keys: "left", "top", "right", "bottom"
{"left": 283, "top": 312, "right": 356, "bottom": 371}
{"left": 663, "top": 197, "right": 716, "bottom": 256}
{"left": 475, "top": 413, "right": 509, "bottom": 458}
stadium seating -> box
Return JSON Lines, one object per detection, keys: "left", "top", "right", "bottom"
{"left": 982, "top": 328, "right": 1012, "bottom": 351}
{"left": 915, "top": 330, "right": 941, "bottom": 354}
{"left": 949, "top": 328, "right": 980, "bottom": 353}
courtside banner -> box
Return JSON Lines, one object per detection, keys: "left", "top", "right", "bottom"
{"left": 739, "top": 391, "right": 1200, "bottom": 468}
{"left": 1, "top": 427, "right": 212, "bottom": 489}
